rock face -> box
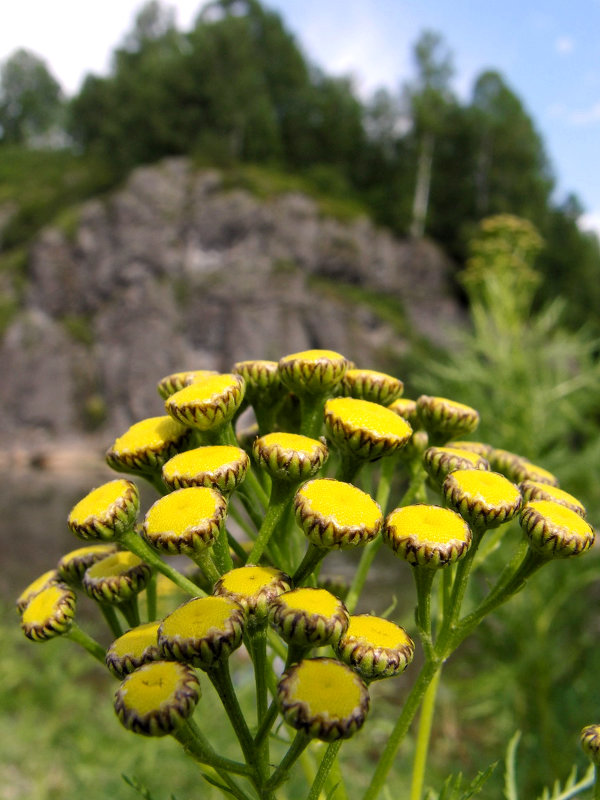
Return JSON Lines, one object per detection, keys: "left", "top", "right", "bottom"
{"left": 0, "top": 158, "right": 462, "bottom": 444}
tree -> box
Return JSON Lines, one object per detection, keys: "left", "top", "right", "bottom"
{"left": 0, "top": 49, "right": 64, "bottom": 145}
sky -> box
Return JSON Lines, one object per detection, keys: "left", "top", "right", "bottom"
{"left": 1, "top": 0, "right": 600, "bottom": 235}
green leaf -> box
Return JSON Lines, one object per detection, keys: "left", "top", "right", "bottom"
{"left": 504, "top": 730, "right": 522, "bottom": 800}
{"left": 122, "top": 774, "right": 156, "bottom": 800}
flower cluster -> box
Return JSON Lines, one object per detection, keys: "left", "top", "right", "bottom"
{"left": 16, "top": 349, "right": 596, "bottom": 800}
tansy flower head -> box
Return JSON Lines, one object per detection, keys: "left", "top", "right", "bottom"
{"left": 341, "top": 368, "right": 404, "bottom": 405}
{"left": 416, "top": 395, "right": 480, "bottom": 442}
{"left": 162, "top": 446, "right": 249, "bottom": 495}
{"left": 114, "top": 661, "right": 200, "bottom": 737}
{"left": 383, "top": 504, "right": 472, "bottom": 568}
{"left": 21, "top": 582, "right": 76, "bottom": 641}
{"left": 324, "top": 397, "right": 412, "bottom": 461}
{"left": 510, "top": 459, "right": 559, "bottom": 487}
{"left": 252, "top": 432, "right": 328, "bottom": 482}
{"left": 335, "top": 614, "right": 415, "bottom": 681}
{"left": 157, "top": 369, "right": 218, "bottom": 399}
{"left": 581, "top": 724, "right": 600, "bottom": 766}
{"left": 213, "top": 565, "right": 291, "bottom": 617}
{"left": 488, "top": 448, "right": 528, "bottom": 481}
{"left": 158, "top": 596, "right": 245, "bottom": 669}
{"left": 142, "top": 487, "right": 227, "bottom": 556}
{"left": 82, "top": 551, "right": 152, "bottom": 604}
{"left": 277, "top": 657, "right": 369, "bottom": 741}
{"left": 294, "top": 478, "right": 382, "bottom": 549}
{"left": 106, "top": 416, "right": 193, "bottom": 475}
{"left": 57, "top": 543, "right": 119, "bottom": 584}
{"left": 269, "top": 587, "right": 349, "bottom": 648}
{"left": 443, "top": 469, "right": 522, "bottom": 530}
{"left": 232, "top": 359, "right": 282, "bottom": 398}
{"left": 165, "top": 374, "right": 245, "bottom": 431}
{"left": 388, "top": 397, "right": 419, "bottom": 427}
{"left": 16, "top": 569, "right": 60, "bottom": 613}
{"left": 423, "top": 445, "right": 489, "bottom": 484}
{"left": 68, "top": 479, "right": 139, "bottom": 542}
{"left": 449, "top": 441, "right": 494, "bottom": 459}
{"left": 106, "top": 621, "right": 162, "bottom": 679}
{"left": 520, "top": 500, "right": 595, "bottom": 558}
{"left": 520, "top": 480, "right": 586, "bottom": 517}
{"left": 278, "top": 349, "right": 350, "bottom": 395}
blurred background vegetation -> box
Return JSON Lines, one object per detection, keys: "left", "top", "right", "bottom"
{"left": 2, "top": 1, "right": 600, "bottom": 798}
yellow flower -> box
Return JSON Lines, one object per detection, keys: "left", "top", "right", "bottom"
{"left": 157, "top": 369, "right": 218, "bottom": 399}
{"left": 68, "top": 479, "right": 140, "bottom": 541}
{"left": 106, "top": 621, "right": 163, "bottom": 679}
{"left": 520, "top": 500, "right": 594, "bottom": 558}
{"left": 269, "top": 587, "right": 349, "bottom": 647}
{"left": 213, "top": 565, "right": 291, "bottom": 617}
{"left": 252, "top": 432, "right": 328, "bottom": 482}
{"left": 165, "top": 374, "right": 245, "bottom": 431}
{"left": 21, "top": 582, "right": 76, "bottom": 641}
{"left": 581, "top": 724, "right": 600, "bottom": 766}
{"left": 114, "top": 661, "right": 200, "bottom": 736}
{"left": 278, "top": 349, "right": 350, "bottom": 395}
{"left": 341, "top": 368, "right": 404, "bottom": 405}
{"left": 162, "top": 445, "right": 249, "bottom": 495}
{"left": 519, "top": 480, "right": 586, "bottom": 517}
{"left": 57, "top": 543, "right": 119, "bottom": 584}
{"left": 388, "top": 397, "right": 419, "bottom": 427}
{"left": 232, "top": 359, "right": 282, "bottom": 397}
{"left": 16, "top": 569, "right": 60, "bottom": 613}
{"left": 443, "top": 469, "right": 522, "bottom": 529}
{"left": 294, "top": 478, "right": 382, "bottom": 549}
{"left": 383, "top": 504, "right": 472, "bottom": 568}
{"left": 324, "top": 397, "right": 412, "bottom": 461}
{"left": 82, "top": 551, "right": 152, "bottom": 604}
{"left": 335, "top": 614, "right": 415, "bottom": 681}
{"left": 416, "top": 395, "right": 480, "bottom": 441}
{"left": 277, "top": 657, "right": 369, "bottom": 741}
{"left": 106, "top": 416, "right": 192, "bottom": 475}
{"left": 423, "top": 445, "right": 489, "bottom": 484}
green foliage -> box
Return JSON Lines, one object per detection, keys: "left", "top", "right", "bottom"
{"left": 424, "top": 762, "right": 496, "bottom": 800}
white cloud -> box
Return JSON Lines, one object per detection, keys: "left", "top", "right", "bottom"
{"left": 547, "top": 100, "right": 600, "bottom": 126}
{"left": 555, "top": 35, "right": 574, "bottom": 55}
{"left": 578, "top": 211, "right": 600, "bottom": 239}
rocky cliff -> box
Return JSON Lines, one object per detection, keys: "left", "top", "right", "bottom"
{"left": 0, "top": 158, "right": 463, "bottom": 448}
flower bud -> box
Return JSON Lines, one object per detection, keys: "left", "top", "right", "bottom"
{"left": 162, "top": 445, "right": 249, "bottom": 495}
{"left": 443, "top": 469, "right": 522, "bottom": 530}
{"left": 416, "top": 395, "right": 480, "bottom": 441}
{"left": 520, "top": 500, "right": 595, "bottom": 558}
{"left": 581, "top": 724, "right": 600, "bottom": 766}
{"left": 488, "top": 448, "right": 528, "bottom": 481}
{"left": 277, "top": 657, "right": 369, "bottom": 741}
{"left": 324, "top": 397, "right": 412, "bottom": 461}
{"left": 510, "top": 460, "right": 559, "bottom": 487}
{"left": 68, "top": 479, "right": 140, "bottom": 542}
{"left": 383, "top": 504, "right": 472, "bottom": 568}
{"left": 106, "top": 416, "right": 193, "bottom": 475}
{"left": 232, "top": 359, "right": 282, "bottom": 399}
{"left": 21, "top": 582, "right": 76, "bottom": 641}
{"left": 213, "top": 565, "right": 291, "bottom": 617}
{"left": 269, "top": 587, "right": 349, "bottom": 648}
{"left": 252, "top": 432, "right": 328, "bottom": 482}
{"left": 423, "top": 446, "right": 489, "bottom": 484}
{"left": 448, "top": 441, "right": 494, "bottom": 459}
{"left": 165, "top": 374, "right": 245, "bottom": 431}
{"left": 520, "top": 480, "right": 586, "bottom": 517}
{"left": 57, "top": 543, "right": 119, "bottom": 584}
{"left": 278, "top": 349, "right": 350, "bottom": 395}
{"left": 388, "top": 397, "right": 419, "bottom": 427}
{"left": 106, "top": 621, "right": 163, "bottom": 679}
{"left": 82, "top": 551, "right": 152, "bottom": 604}
{"left": 16, "top": 569, "right": 60, "bottom": 613}
{"left": 294, "top": 478, "right": 382, "bottom": 549}
{"left": 158, "top": 596, "right": 245, "bottom": 669}
{"left": 157, "top": 369, "right": 218, "bottom": 399}
{"left": 114, "top": 661, "right": 200, "bottom": 736}
{"left": 335, "top": 614, "right": 415, "bottom": 681}
{"left": 142, "top": 486, "right": 228, "bottom": 556}
{"left": 341, "top": 368, "right": 404, "bottom": 405}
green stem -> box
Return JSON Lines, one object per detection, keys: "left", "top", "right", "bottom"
{"left": 235, "top": 483, "right": 265, "bottom": 531}
{"left": 99, "top": 603, "right": 123, "bottom": 638}
{"left": 409, "top": 667, "right": 442, "bottom": 800}
{"left": 594, "top": 767, "right": 600, "bottom": 800}
{"left": 335, "top": 452, "right": 363, "bottom": 484}
{"left": 226, "top": 527, "right": 250, "bottom": 563}
{"left": 325, "top": 752, "right": 349, "bottom": 800}
{"left": 254, "top": 699, "right": 280, "bottom": 748}
{"left": 120, "top": 529, "right": 204, "bottom": 597}
{"left": 363, "top": 658, "right": 442, "bottom": 800}
{"left": 299, "top": 394, "right": 326, "bottom": 439}
{"left": 174, "top": 718, "right": 255, "bottom": 778}
{"left": 66, "top": 623, "right": 106, "bottom": 663}
{"left": 145, "top": 572, "right": 157, "bottom": 621}
{"left": 247, "top": 480, "right": 294, "bottom": 565}
{"left": 246, "top": 619, "right": 270, "bottom": 785}
{"left": 375, "top": 455, "right": 397, "bottom": 514}
{"left": 242, "top": 465, "right": 270, "bottom": 509}
{"left": 117, "top": 596, "right": 140, "bottom": 628}
{"left": 307, "top": 740, "right": 344, "bottom": 800}
{"left": 207, "top": 661, "right": 256, "bottom": 765}
{"left": 292, "top": 543, "right": 328, "bottom": 586}
{"left": 413, "top": 566, "right": 436, "bottom": 660}
{"left": 266, "top": 730, "right": 312, "bottom": 791}
{"left": 212, "top": 523, "right": 234, "bottom": 575}
{"left": 191, "top": 548, "right": 223, "bottom": 588}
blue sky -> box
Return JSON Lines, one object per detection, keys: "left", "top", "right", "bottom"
{"left": 2, "top": 0, "right": 599, "bottom": 234}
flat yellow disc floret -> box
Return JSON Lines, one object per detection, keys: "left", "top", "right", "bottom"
{"left": 289, "top": 660, "right": 362, "bottom": 718}
{"left": 298, "top": 480, "right": 381, "bottom": 528}
{"left": 22, "top": 585, "right": 67, "bottom": 626}
{"left": 259, "top": 432, "right": 322, "bottom": 453}
{"left": 164, "top": 446, "right": 243, "bottom": 474}
{"left": 111, "top": 622, "right": 161, "bottom": 658}
{"left": 326, "top": 397, "right": 411, "bottom": 438}
{"left": 220, "top": 566, "right": 284, "bottom": 598}
{"left": 169, "top": 374, "right": 239, "bottom": 404}
{"left": 120, "top": 661, "right": 187, "bottom": 715}
{"left": 387, "top": 505, "right": 469, "bottom": 545}
{"left": 527, "top": 500, "right": 593, "bottom": 537}
{"left": 522, "top": 462, "right": 557, "bottom": 481}
{"left": 431, "top": 396, "right": 474, "bottom": 412}
{"left": 86, "top": 551, "right": 143, "bottom": 579}
{"left": 69, "top": 480, "right": 131, "bottom": 523}
{"left": 145, "top": 488, "right": 220, "bottom": 535}
{"left": 527, "top": 482, "right": 585, "bottom": 511}
{"left": 63, "top": 544, "right": 115, "bottom": 560}
{"left": 346, "top": 615, "right": 411, "bottom": 649}
{"left": 451, "top": 469, "right": 519, "bottom": 505}
{"left": 280, "top": 588, "right": 341, "bottom": 616}
{"left": 17, "top": 570, "right": 57, "bottom": 607}
{"left": 161, "top": 597, "right": 238, "bottom": 639}
{"left": 281, "top": 349, "right": 345, "bottom": 363}
{"left": 436, "top": 447, "right": 482, "bottom": 465}
{"left": 112, "top": 417, "right": 187, "bottom": 453}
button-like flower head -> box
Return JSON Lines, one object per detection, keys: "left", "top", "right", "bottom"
{"left": 20, "top": 582, "right": 76, "bottom": 641}
{"left": 232, "top": 359, "right": 282, "bottom": 399}
{"left": 213, "top": 565, "right": 291, "bottom": 617}
{"left": 443, "top": 469, "right": 522, "bottom": 530}
{"left": 157, "top": 369, "right": 218, "bottom": 399}
{"left": 252, "top": 432, "right": 328, "bottom": 482}
{"left": 278, "top": 349, "right": 350, "bottom": 395}
{"left": 68, "top": 479, "right": 140, "bottom": 541}
{"left": 341, "top": 368, "right": 404, "bottom": 405}
{"left": 325, "top": 397, "right": 412, "bottom": 461}
{"left": 335, "top": 614, "right": 415, "bottom": 681}
{"left": 106, "top": 416, "right": 192, "bottom": 475}
{"left": 423, "top": 445, "right": 489, "bottom": 484}
{"left": 269, "top": 587, "right": 349, "bottom": 647}
{"left": 57, "top": 543, "right": 119, "bottom": 584}
{"left": 520, "top": 500, "right": 595, "bottom": 558}
{"left": 106, "top": 621, "right": 163, "bottom": 678}
{"left": 417, "top": 395, "right": 480, "bottom": 441}
{"left": 383, "top": 504, "right": 472, "bottom": 568}
{"left": 581, "top": 724, "right": 600, "bottom": 766}
{"left": 82, "top": 551, "right": 152, "bottom": 604}
{"left": 520, "top": 480, "right": 586, "bottom": 517}
{"left": 165, "top": 374, "right": 245, "bottom": 431}
{"left": 16, "top": 569, "right": 60, "bottom": 613}
{"left": 162, "top": 445, "right": 249, "bottom": 495}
